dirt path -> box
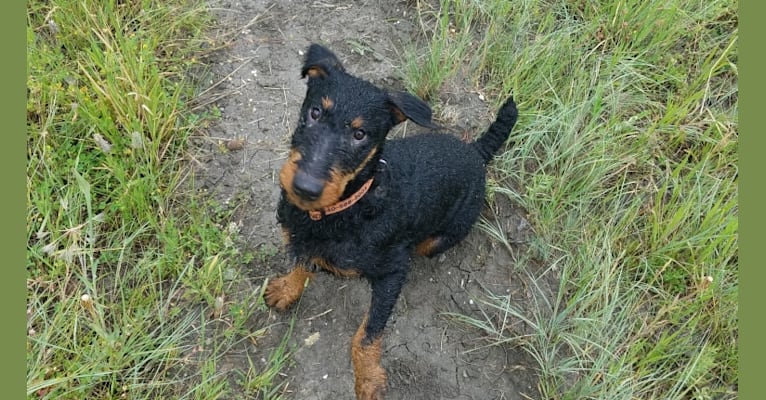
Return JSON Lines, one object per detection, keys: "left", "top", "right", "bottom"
{"left": 198, "top": 1, "right": 543, "bottom": 399}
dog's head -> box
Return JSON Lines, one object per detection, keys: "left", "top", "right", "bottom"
{"left": 280, "top": 44, "right": 435, "bottom": 211}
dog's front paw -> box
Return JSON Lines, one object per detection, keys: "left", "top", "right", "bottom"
{"left": 352, "top": 322, "right": 387, "bottom": 400}
{"left": 354, "top": 364, "right": 387, "bottom": 400}
{"left": 263, "top": 268, "right": 313, "bottom": 310}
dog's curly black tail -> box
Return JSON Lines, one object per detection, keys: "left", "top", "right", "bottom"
{"left": 472, "top": 96, "right": 519, "bottom": 163}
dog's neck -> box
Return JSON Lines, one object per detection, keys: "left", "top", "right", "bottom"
{"left": 306, "top": 156, "right": 384, "bottom": 221}
{"left": 341, "top": 154, "right": 385, "bottom": 199}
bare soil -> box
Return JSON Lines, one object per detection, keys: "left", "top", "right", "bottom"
{"left": 195, "top": 1, "right": 551, "bottom": 399}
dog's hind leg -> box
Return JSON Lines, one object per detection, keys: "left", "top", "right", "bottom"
{"left": 415, "top": 191, "right": 484, "bottom": 258}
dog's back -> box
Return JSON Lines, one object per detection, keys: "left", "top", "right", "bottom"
{"left": 379, "top": 98, "right": 519, "bottom": 258}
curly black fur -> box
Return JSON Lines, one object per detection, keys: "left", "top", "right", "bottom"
{"left": 274, "top": 43, "right": 518, "bottom": 344}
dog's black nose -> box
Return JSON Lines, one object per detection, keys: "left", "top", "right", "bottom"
{"left": 293, "top": 171, "right": 324, "bottom": 201}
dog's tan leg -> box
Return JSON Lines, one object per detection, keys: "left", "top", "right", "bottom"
{"left": 352, "top": 314, "right": 387, "bottom": 400}
{"left": 310, "top": 256, "right": 360, "bottom": 278}
{"left": 264, "top": 266, "right": 314, "bottom": 310}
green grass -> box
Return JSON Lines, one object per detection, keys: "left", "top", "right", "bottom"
{"left": 27, "top": 0, "right": 737, "bottom": 398}
{"left": 405, "top": 0, "right": 737, "bottom": 398}
{"left": 26, "top": 0, "right": 291, "bottom": 398}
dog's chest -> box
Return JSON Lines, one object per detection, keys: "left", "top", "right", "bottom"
{"left": 292, "top": 230, "right": 379, "bottom": 274}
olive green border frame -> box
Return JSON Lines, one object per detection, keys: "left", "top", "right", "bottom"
{"left": 6, "top": 1, "right": 27, "bottom": 398}
{"left": 739, "top": 2, "right": 754, "bottom": 399}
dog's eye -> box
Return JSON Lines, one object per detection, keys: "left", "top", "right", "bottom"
{"left": 309, "top": 107, "right": 321, "bottom": 121}
{"left": 353, "top": 129, "right": 366, "bottom": 141}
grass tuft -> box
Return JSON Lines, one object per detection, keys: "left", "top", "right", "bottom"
{"left": 26, "top": 1, "right": 289, "bottom": 398}
{"left": 407, "top": 0, "right": 738, "bottom": 398}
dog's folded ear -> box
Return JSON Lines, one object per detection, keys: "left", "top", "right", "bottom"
{"left": 387, "top": 91, "right": 438, "bottom": 129}
{"left": 301, "top": 44, "right": 346, "bottom": 79}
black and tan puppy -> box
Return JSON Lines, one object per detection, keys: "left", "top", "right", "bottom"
{"left": 264, "top": 43, "right": 518, "bottom": 399}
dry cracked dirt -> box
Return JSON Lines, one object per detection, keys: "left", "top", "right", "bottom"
{"left": 194, "top": 1, "right": 554, "bottom": 399}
